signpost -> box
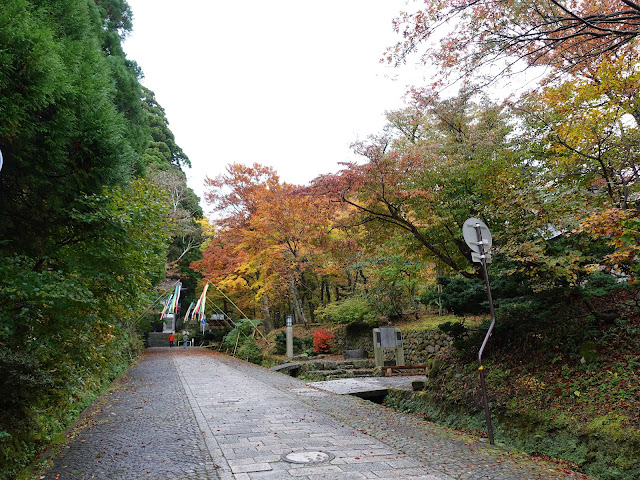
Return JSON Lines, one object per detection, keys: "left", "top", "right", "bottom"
{"left": 463, "top": 218, "right": 496, "bottom": 445}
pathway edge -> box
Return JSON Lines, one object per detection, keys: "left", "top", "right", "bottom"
{"left": 172, "top": 352, "right": 234, "bottom": 480}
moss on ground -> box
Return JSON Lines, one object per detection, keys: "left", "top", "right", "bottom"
{"left": 385, "top": 379, "right": 640, "bottom": 480}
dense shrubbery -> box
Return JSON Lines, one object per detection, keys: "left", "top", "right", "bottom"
{"left": 191, "top": 328, "right": 228, "bottom": 345}
{"left": 0, "top": 182, "right": 168, "bottom": 478}
{"left": 0, "top": 1, "right": 200, "bottom": 477}
{"left": 312, "top": 328, "right": 335, "bottom": 354}
{"left": 314, "top": 296, "right": 379, "bottom": 326}
{"left": 421, "top": 255, "right": 634, "bottom": 357}
{"left": 236, "top": 341, "right": 263, "bottom": 364}
{"left": 420, "top": 276, "right": 487, "bottom": 315}
{"left": 387, "top": 299, "right": 640, "bottom": 480}
{"left": 222, "top": 319, "right": 264, "bottom": 364}
{"left": 273, "top": 331, "right": 313, "bottom": 356}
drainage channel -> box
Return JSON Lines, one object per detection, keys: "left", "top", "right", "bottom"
{"left": 351, "top": 390, "right": 388, "bottom": 404}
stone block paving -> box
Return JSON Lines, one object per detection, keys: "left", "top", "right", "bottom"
{"left": 41, "top": 348, "right": 595, "bottom": 480}
{"left": 41, "top": 349, "right": 219, "bottom": 480}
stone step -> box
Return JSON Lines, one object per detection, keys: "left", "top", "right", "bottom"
{"left": 310, "top": 360, "right": 375, "bottom": 370}
{"left": 276, "top": 359, "right": 378, "bottom": 380}
{"left": 309, "top": 368, "right": 380, "bottom": 380}
{"left": 147, "top": 332, "right": 173, "bottom": 347}
{"left": 352, "top": 369, "right": 378, "bottom": 377}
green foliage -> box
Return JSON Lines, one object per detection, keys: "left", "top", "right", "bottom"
{"left": 388, "top": 388, "right": 640, "bottom": 480}
{"left": 236, "top": 341, "right": 263, "bottom": 365}
{"left": 425, "top": 276, "right": 487, "bottom": 316}
{"left": 0, "top": 349, "right": 54, "bottom": 414}
{"left": 222, "top": 321, "right": 263, "bottom": 363}
{"left": 437, "top": 321, "right": 471, "bottom": 353}
{"left": 142, "top": 86, "right": 190, "bottom": 169}
{"left": 418, "top": 284, "right": 441, "bottom": 311}
{"left": 314, "top": 90, "right": 516, "bottom": 278}
{"left": 273, "top": 331, "right": 312, "bottom": 355}
{"left": 581, "top": 271, "right": 629, "bottom": 299}
{"left": 94, "top": 0, "right": 133, "bottom": 37}
{"left": 191, "top": 328, "right": 228, "bottom": 346}
{"left": 0, "top": 1, "right": 206, "bottom": 477}
{"left": 146, "top": 167, "right": 203, "bottom": 284}
{"left": 301, "top": 334, "right": 315, "bottom": 355}
{"left": 314, "top": 296, "right": 378, "bottom": 326}
{"left": 0, "top": 1, "right": 181, "bottom": 470}
{"left": 362, "top": 254, "right": 424, "bottom": 319}
{"left": 0, "top": 0, "right": 150, "bottom": 258}
{"left": 429, "top": 257, "right": 633, "bottom": 354}
{"left": 0, "top": 179, "right": 167, "bottom": 477}
{"left": 390, "top": 285, "right": 640, "bottom": 480}
{"left": 273, "top": 331, "right": 288, "bottom": 355}
{"left": 62, "top": 181, "right": 170, "bottom": 310}
{"left": 0, "top": 320, "right": 140, "bottom": 480}
{"left": 222, "top": 319, "right": 262, "bottom": 351}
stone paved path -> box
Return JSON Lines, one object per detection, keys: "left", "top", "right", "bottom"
{"left": 41, "top": 348, "right": 594, "bottom": 480}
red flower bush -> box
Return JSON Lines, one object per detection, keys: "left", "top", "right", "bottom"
{"left": 312, "top": 328, "right": 335, "bottom": 354}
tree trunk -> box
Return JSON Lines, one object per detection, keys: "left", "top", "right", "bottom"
{"left": 346, "top": 270, "right": 354, "bottom": 292}
{"left": 261, "top": 294, "right": 274, "bottom": 333}
{"left": 321, "top": 278, "right": 331, "bottom": 304}
{"left": 359, "top": 268, "right": 368, "bottom": 293}
{"left": 308, "top": 301, "right": 315, "bottom": 322}
{"left": 289, "top": 276, "right": 308, "bottom": 328}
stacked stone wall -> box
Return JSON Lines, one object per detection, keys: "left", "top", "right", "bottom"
{"left": 330, "top": 324, "right": 453, "bottom": 364}
{"left": 331, "top": 325, "right": 374, "bottom": 353}
{"left": 401, "top": 330, "right": 453, "bottom": 364}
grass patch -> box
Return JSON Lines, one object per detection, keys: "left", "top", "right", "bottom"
{"left": 397, "top": 314, "right": 486, "bottom": 331}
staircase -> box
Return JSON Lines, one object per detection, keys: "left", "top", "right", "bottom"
{"left": 299, "top": 359, "right": 378, "bottom": 380}
{"left": 147, "top": 332, "right": 171, "bottom": 347}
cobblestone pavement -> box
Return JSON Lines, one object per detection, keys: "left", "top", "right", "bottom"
{"left": 41, "top": 349, "right": 219, "bottom": 480}
{"left": 41, "top": 348, "right": 594, "bottom": 480}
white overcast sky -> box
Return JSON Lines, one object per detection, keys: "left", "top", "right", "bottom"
{"left": 122, "top": 0, "right": 425, "bottom": 211}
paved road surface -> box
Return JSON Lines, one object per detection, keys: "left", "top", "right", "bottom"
{"left": 40, "top": 348, "right": 593, "bottom": 480}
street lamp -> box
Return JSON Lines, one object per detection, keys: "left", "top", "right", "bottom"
{"left": 286, "top": 315, "right": 293, "bottom": 360}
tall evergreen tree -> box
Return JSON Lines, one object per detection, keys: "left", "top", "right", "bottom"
{"left": 0, "top": 1, "right": 191, "bottom": 477}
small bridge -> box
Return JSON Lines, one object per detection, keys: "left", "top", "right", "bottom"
{"left": 310, "top": 375, "right": 424, "bottom": 399}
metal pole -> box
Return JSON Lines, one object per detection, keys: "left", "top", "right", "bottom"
{"left": 476, "top": 223, "right": 496, "bottom": 445}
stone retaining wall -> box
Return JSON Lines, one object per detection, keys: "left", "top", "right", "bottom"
{"left": 402, "top": 330, "right": 453, "bottom": 364}
{"left": 331, "top": 325, "right": 372, "bottom": 352}
{"left": 330, "top": 325, "right": 453, "bottom": 364}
